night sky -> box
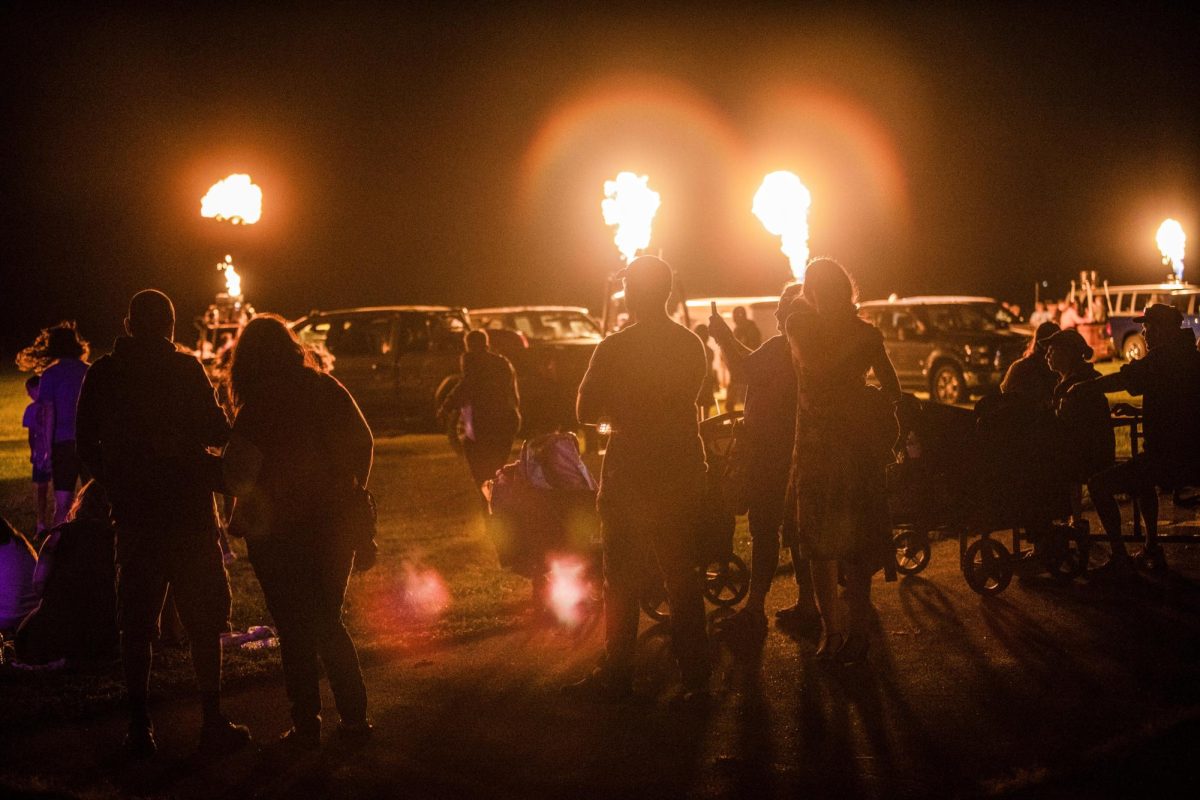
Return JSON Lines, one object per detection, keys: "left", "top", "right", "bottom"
{"left": 2, "top": 2, "right": 1196, "bottom": 355}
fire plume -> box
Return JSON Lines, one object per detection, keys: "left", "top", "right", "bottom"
{"left": 1156, "top": 218, "right": 1186, "bottom": 281}
{"left": 201, "top": 174, "right": 263, "bottom": 225}
{"left": 753, "top": 171, "right": 812, "bottom": 281}
{"left": 218, "top": 254, "right": 243, "bottom": 298}
{"left": 602, "top": 172, "right": 661, "bottom": 264}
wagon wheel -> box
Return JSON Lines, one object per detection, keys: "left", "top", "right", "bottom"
{"left": 893, "top": 528, "right": 932, "bottom": 575}
{"left": 640, "top": 582, "right": 671, "bottom": 622}
{"left": 1044, "top": 525, "right": 1089, "bottom": 584}
{"left": 961, "top": 538, "right": 1013, "bottom": 595}
{"left": 702, "top": 554, "right": 750, "bottom": 607}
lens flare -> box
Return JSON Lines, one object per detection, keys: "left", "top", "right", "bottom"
{"left": 545, "top": 556, "right": 592, "bottom": 628}
{"left": 753, "top": 171, "right": 812, "bottom": 281}
{"left": 602, "top": 172, "right": 661, "bottom": 264}
{"left": 398, "top": 562, "right": 450, "bottom": 619}
{"left": 1156, "top": 218, "right": 1186, "bottom": 281}
{"left": 201, "top": 174, "right": 263, "bottom": 225}
{"left": 218, "top": 254, "right": 243, "bottom": 298}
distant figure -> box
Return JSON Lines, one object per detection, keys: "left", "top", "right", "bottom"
{"left": 1058, "top": 300, "right": 1087, "bottom": 329}
{"left": 225, "top": 315, "right": 375, "bottom": 751}
{"left": 692, "top": 323, "right": 718, "bottom": 418}
{"left": 787, "top": 258, "right": 901, "bottom": 665}
{"left": 16, "top": 480, "right": 118, "bottom": 665}
{"left": 1028, "top": 301, "right": 1054, "bottom": 328}
{"left": 566, "top": 255, "right": 711, "bottom": 706}
{"left": 19, "top": 322, "right": 91, "bottom": 526}
{"left": 1071, "top": 304, "right": 1200, "bottom": 574}
{"left": 999, "top": 321, "right": 1060, "bottom": 406}
{"left": 1045, "top": 329, "right": 1115, "bottom": 519}
{"left": 75, "top": 289, "right": 249, "bottom": 759}
{"left": 439, "top": 329, "right": 521, "bottom": 505}
{"left": 724, "top": 305, "right": 764, "bottom": 408}
{"left": 22, "top": 375, "right": 52, "bottom": 534}
{"left": 707, "top": 285, "right": 815, "bottom": 635}
{"left": 0, "top": 518, "right": 38, "bottom": 634}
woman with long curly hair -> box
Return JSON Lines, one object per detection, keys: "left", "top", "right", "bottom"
{"left": 18, "top": 322, "right": 91, "bottom": 525}
{"left": 787, "top": 258, "right": 902, "bottom": 665}
{"left": 223, "top": 314, "right": 376, "bottom": 750}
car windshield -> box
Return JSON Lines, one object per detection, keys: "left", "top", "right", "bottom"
{"left": 922, "top": 304, "right": 1002, "bottom": 332}
{"left": 505, "top": 311, "right": 601, "bottom": 341}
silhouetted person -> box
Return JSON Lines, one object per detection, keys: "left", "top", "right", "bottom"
{"left": 725, "top": 305, "right": 763, "bottom": 408}
{"left": 22, "top": 375, "right": 52, "bottom": 534}
{"left": 707, "top": 284, "right": 816, "bottom": 635}
{"left": 1045, "top": 329, "right": 1115, "bottom": 520}
{"left": 75, "top": 289, "right": 249, "bottom": 759}
{"left": 19, "top": 322, "right": 91, "bottom": 525}
{"left": 566, "top": 255, "right": 711, "bottom": 706}
{"left": 787, "top": 259, "right": 901, "bottom": 665}
{"left": 439, "top": 329, "right": 521, "bottom": 505}
{"left": 224, "top": 315, "right": 376, "bottom": 750}
{"left": 1000, "top": 321, "right": 1059, "bottom": 406}
{"left": 1071, "top": 303, "right": 1200, "bottom": 574}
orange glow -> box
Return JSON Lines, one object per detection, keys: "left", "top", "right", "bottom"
{"left": 753, "top": 171, "right": 812, "bottom": 281}
{"left": 1156, "top": 218, "right": 1186, "bottom": 280}
{"left": 218, "top": 254, "right": 243, "bottom": 297}
{"left": 545, "top": 556, "right": 593, "bottom": 628}
{"left": 398, "top": 562, "right": 451, "bottom": 619}
{"left": 602, "top": 172, "right": 660, "bottom": 263}
{"left": 201, "top": 173, "right": 263, "bottom": 225}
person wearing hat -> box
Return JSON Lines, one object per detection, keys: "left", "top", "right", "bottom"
{"left": 1045, "top": 328, "right": 1115, "bottom": 519}
{"left": 1069, "top": 303, "right": 1200, "bottom": 574}
{"left": 565, "top": 255, "right": 711, "bottom": 706}
{"left": 999, "top": 321, "right": 1060, "bottom": 407}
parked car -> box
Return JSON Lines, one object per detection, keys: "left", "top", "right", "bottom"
{"left": 291, "top": 305, "right": 469, "bottom": 428}
{"left": 1102, "top": 281, "right": 1200, "bottom": 360}
{"left": 857, "top": 296, "right": 1028, "bottom": 404}
{"left": 468, "top": 306, "right": 601, "bottom": 435}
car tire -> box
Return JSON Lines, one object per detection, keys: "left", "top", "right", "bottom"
{"left": 930, "top": 362, "right": 967, "bottom": 405}
{"left": 1122, "top": 333, "right": 1147, "bottom": 361}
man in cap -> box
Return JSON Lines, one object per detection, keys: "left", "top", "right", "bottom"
{"left": 565, "top": 255, "right": 711, "bottom": 706}
{"left": 76, "top": 289, "right": 250, "bottom": 758}
{"left": 1069, "top": 303, "right": 1200, "bottom": 574}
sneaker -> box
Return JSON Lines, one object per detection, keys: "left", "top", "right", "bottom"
{"left": 280, "top": 726, "right": 321, "bottom": 751}
{"left": 197, "top": 717, "right": 252, "bottom": 759}
{"left": 561, "top": 669, "right": 632, "bottom": 702}
{"left": 123, "top": 722, "right": 158, "bottom": 760}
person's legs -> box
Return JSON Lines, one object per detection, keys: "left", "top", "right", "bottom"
{"left": 809, "top": 559, "right": 842, "bottom": 653}
{"left": 842, "top": 562, "right": 873, "bottom": 638}
{"left": 743, "top": 499, "right": 782, "bottom": 614}
{"left": 50, "top": 440, "right": 80, "bottom": 527}
{"left": 652, "top": 500, "right": 710, "bottom": 692}
{"left": 598, "top": 497, "right": 641, "bottom": 690}
{"left": 32, "top": 480, "right": 50, "bottom": 533}
{"left": 114, "top": 533, "right": 170, "bottom": 753}
{"left": 312, "top": 546, "right": 368, "bottom": 726}
{"left": 1088, "top": 461, "right": 1133, "bottom": 560}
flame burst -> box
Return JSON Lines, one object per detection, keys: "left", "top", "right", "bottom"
{"left": 201, "top": 174, "right": 263, "bottom": 225}
{"left": 218, "top": 254, "right": 243, "bottom": 298}
{"left": 1156, "top": 218, "right": 1186, "bottom": 281}
{"left": 753, "top": 171, "right": 813, "bottom": 281}
{"left": 602, "top": 172, "right": 661, "bottom": 264}
{"left": 545, "top": 556, "right": 593, "bottom": 627}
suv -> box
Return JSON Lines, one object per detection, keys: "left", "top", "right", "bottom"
{"left": 1102, "top": 282, "right": 1200, "bottom": 360}
{"left": 857, "top": 296, "right": 1028, "bottom": 404}
{"left": 291, "top": 306, "right": 469, "bottom": 428}
{"left": 468, "top": 306, "right": 601, "bottom": 433}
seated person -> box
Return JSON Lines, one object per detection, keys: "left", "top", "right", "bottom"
{"left": 1070, "top": 304, "right": 1200, "bottom": 573}
{"left": 17, "top": 480, "right": 118, "bottom": 663}
{"left": 1, "top": 517, "right": 38, "bottom": 634}
{"left": 999, "top": 321, "right": 1060, "bottom": 407}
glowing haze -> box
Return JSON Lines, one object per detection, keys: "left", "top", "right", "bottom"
{"left": 601, "top": 172, "right": 661, "bottom": 263}
{"left": 201, "top": 174, "right": 263, "bottom": 225}
{"left": 1156, "top": 218, "right": 1186, "bottom": 281}
{"left": 753, "top": 171, "right": 813, "bottom": 281}
{"left": 219, "top": 254, "right": 243, "bottom": 298}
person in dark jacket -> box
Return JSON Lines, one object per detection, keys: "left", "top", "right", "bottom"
{"left": 224, "top": 315, "right": 375, "bottom": 751}
{"left": 1000, "top": 321, "right": 1060, "bottom": 406}
{"left": 707, "top": 284, "right": 816, "bottom": 636}
{"left": 439, "top": 329, "right": 521, "bottom": 503}
{"left": 75, "top": 289, "right": 249, "bottom": 759}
